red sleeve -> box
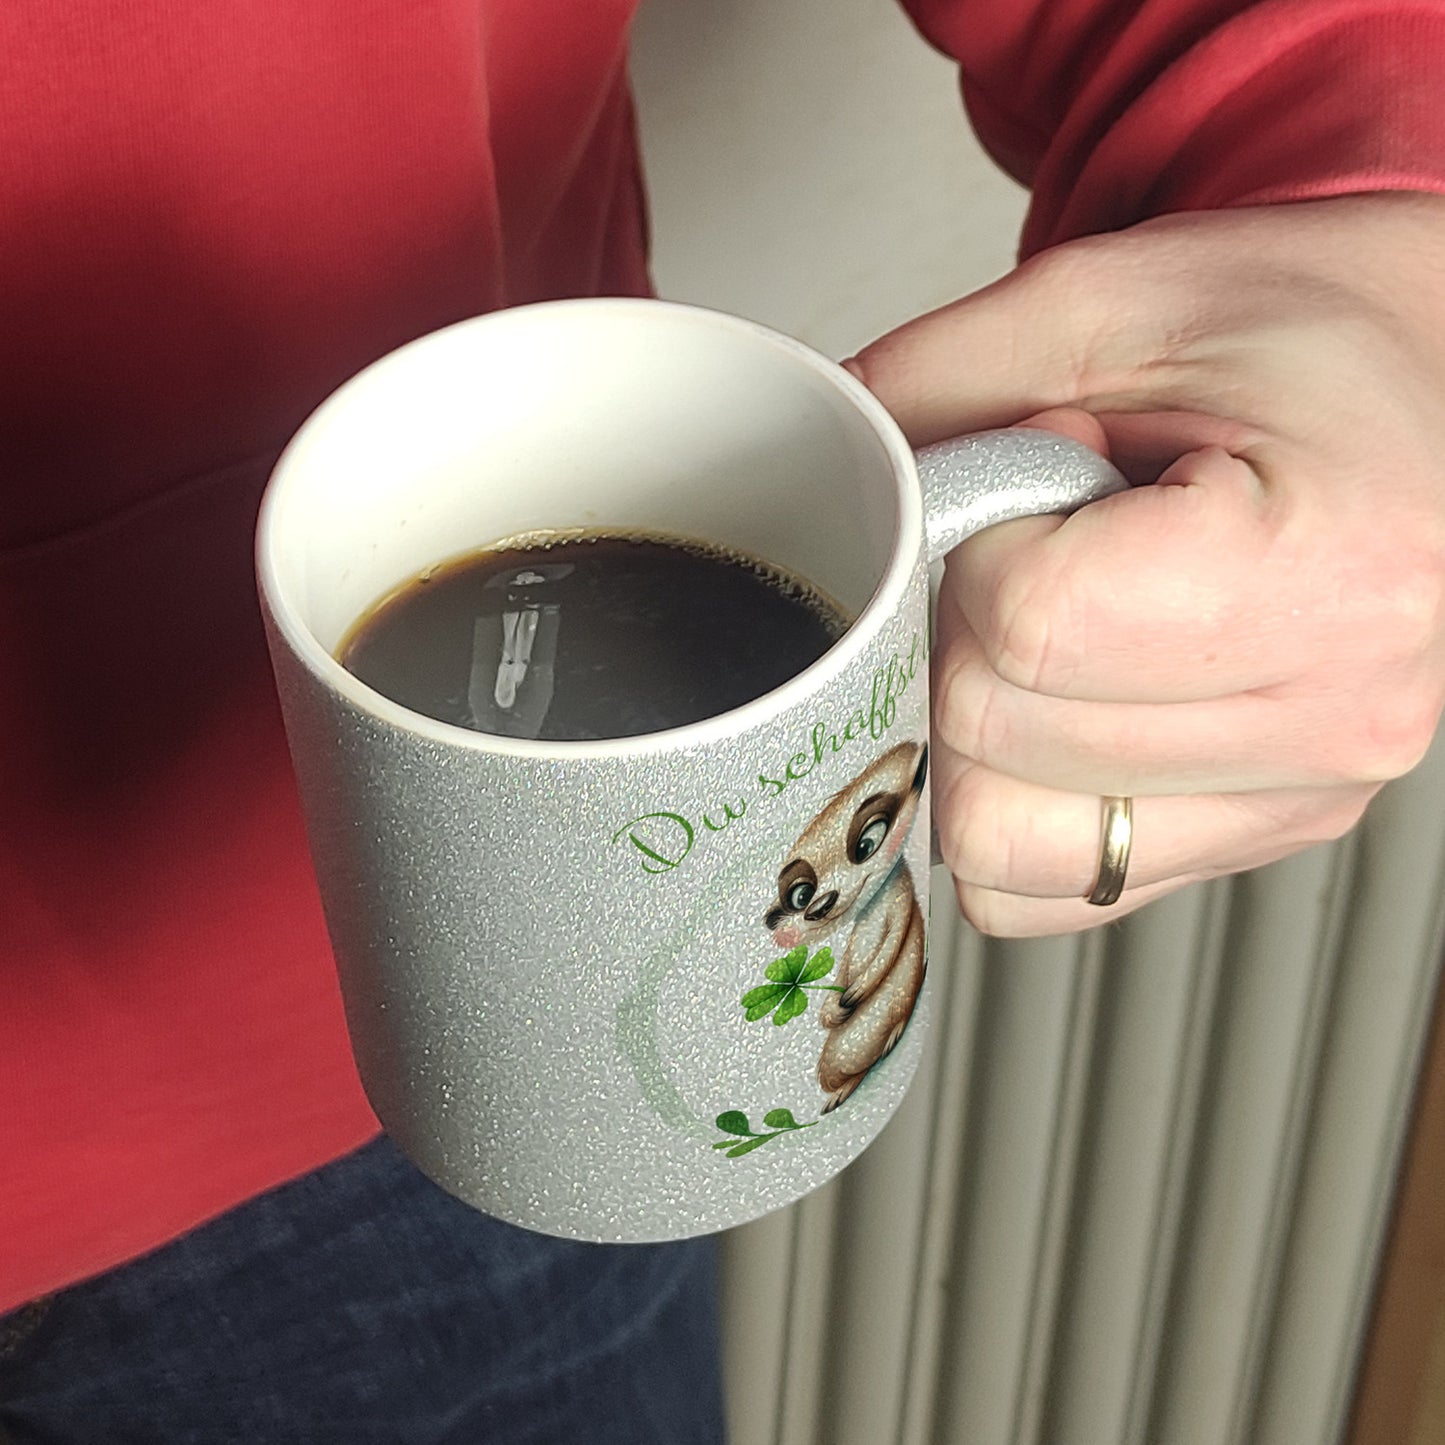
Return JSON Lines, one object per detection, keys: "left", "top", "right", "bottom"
{"left": 900, "top": 0, "right": 1445, "bottom": 255}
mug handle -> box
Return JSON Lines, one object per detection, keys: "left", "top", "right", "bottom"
{"left": 916, "top": 427, "right": 1129, "bottom": 563}
{"left": 915, "top": 428, "right": 1128, "bottom": 872}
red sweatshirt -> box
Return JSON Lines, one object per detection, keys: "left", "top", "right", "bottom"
{"left": 3, "top": 0, "right": 1443, "bottom": 1312}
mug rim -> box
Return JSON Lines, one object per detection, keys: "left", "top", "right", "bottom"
{"left": 256, "top": 297, "right": 922, "bottom": 760}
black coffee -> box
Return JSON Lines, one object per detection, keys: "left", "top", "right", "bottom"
{"left": 338, "top": 533, "right": 849, "bottom": 740}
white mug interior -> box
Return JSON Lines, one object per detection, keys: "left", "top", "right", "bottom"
{"left": 259, "top": 300, "right": 919, "bottom": 734}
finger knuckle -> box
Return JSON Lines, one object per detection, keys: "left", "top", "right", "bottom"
{"left": 930, "top": 632, "right": 975, "bottom": 739}
{"left": 1361, "top": 689, "right": 1441, "bottom": 780}
{"left": 1310, "top": 792, "right": 1374, "bottom": 846}
{"left": 932, "top": 655, "right": 1009, "bottom": 766}
{"left": 954, "top": 880, "right": 1019, "bottom": 938}
{"left": 955, "top": 882, "right": 1119, "bottom": 939}
{"left": 983, "top": 564, "right": 1082, "bottom": 693}
{"left": 1320, "top": 696, "right": 1437, "bottom": 783}
{"left": 936, "top": 768, "right": 1017, "bottom": 890}
{"left": 1245, "top": 788, "right": 1367, "bottom": 850}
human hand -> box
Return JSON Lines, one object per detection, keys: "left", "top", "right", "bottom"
{"left": 848, "top": 193, "right": 1445, "bottom": 936}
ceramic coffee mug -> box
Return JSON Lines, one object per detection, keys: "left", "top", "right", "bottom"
{"left": 256, "top": 298, "right": 1125, "bottom": 1242}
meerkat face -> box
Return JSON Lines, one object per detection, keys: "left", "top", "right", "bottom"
{"left": 764, "top": 740, "right": 928, "bottom": 949}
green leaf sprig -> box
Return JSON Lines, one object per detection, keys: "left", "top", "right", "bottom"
{"left": 712, "top": 1108, "right": 816, "bottom": 1157}
{"left": 740, "top": 944, "right": 841, "bottom": 1025}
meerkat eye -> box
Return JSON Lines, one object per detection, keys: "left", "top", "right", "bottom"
{"left": 786, "top": 879, "right": 816, "bottom": 912}
{"left": 852, "top": 814, "right": 890, "bottom": 863}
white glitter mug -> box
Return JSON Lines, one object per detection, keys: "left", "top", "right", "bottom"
{"left": 257, "top": 299, "right": 1125, "bottom": 1242}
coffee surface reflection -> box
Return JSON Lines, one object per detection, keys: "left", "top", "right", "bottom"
{"left": 338, "top": 533, "right": 850, "bottom": 741}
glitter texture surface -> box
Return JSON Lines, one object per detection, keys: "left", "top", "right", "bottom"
{"left": 269, "top": 566, "right": 931, "bottom": 1241}
{"left": 264, "top": 427, "right": 1126, "bottom": 1242}
{"left": 917, "top": 428, "right": 1128, "bottom": 562}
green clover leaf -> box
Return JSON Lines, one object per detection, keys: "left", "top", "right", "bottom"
{"left": 799, "top": 946, "right": 835, "bottom": 984}
{"left": 741, "top": 984, "right": 789, "bottom": 1021}
{"left": 740, "top": 945, "right": 839, "bottom": 1026}
{"left": 764, "top": 944, "right": 808, "bottom": 983}
{"left": 773, "top": 988, "right": 809, "bottom": 1026}
{"left": 723, "top": 1136, "right": 774, "bottom": 1158}
{"left": 710, "top": 1103, "right": 818, "bottom": 1158}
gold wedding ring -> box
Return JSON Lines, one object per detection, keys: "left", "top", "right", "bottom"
{"left": 1086, "top": 795, "right": 1134, "bottom": 907}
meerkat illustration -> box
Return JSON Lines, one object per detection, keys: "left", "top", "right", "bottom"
{"left": 764, "top": 740, "right": 928, "bottom": 1114}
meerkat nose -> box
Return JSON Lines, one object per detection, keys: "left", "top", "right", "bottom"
{"left": 804, "top": 891, "right": 839, "bottom": 922}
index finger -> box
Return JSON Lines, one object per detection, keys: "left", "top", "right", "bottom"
{"left": 947, "top": 443, "right": 1294, "bottom": 703}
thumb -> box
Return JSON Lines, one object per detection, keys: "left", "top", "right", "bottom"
{"left": 844, "top": 246, "right": 1157, "bottom": 447}
{"left": 1014, "top": 406, "right": 1112, "bottom": 459}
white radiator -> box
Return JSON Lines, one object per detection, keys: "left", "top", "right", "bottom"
{"left": 717, "top": 734, "right": 1445, "bottom": 1445}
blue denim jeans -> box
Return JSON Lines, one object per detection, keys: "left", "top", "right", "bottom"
{"left": 0, "top": 1138, "right": 725, "bottom": 1444}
